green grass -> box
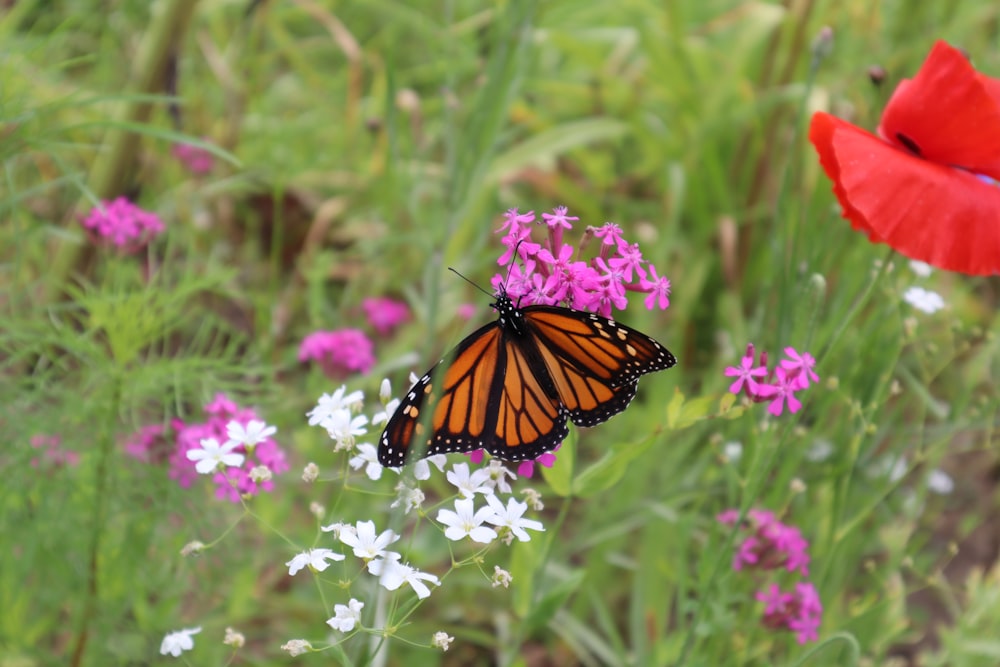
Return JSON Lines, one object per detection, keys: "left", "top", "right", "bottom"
{"left": 3, "top": 0, "right": 1000, "bottom": 665}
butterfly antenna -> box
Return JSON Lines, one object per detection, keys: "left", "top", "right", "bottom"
{"left": 448, "top": 267, "right": 494, "bottom": 299}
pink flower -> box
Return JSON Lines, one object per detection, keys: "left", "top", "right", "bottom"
{"left": 362, "top": 297, "right": 410, "bottom": 335}
{"left": 81, "top": 197, "right": 164, "bottom": 252}
{"left": 725, "top": 343, "right": 817, "bottom": 414}
{"left": 123, "top": 424, "right": 167, "bottom": 463}
{"left": 780, "top": 347, "right": 819, "bottom": 389}
{"left": 515, "top": 445, "right": 561, "bottom": 478}
{"left": 299, "top": 328, "right": 375, "bottom": 377}
{"left": 724, "top": 343, "right": 769, "bottom": 394}
{"left": 766, "top": 367, "right": 803, "bottom": 417}
{"left": 30, "top": 434, "right": 79, "bottom": 468}
{"left": 756, "top": 582, "right": 823, "bottom": 644}
{"left": 493, "top": 206, "right": 671, "bottom": 316}
{"left": 172, "top": 140, "right": 215, "bottom": 175}
{"left": 169, "top": 394, "right": 289, "bottom": 503}
{"left": 719, "top": 507, "right": 811, "bottom": 576}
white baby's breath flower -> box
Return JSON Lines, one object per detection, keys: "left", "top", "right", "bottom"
{"left": 491, "top": 566, "right": 512, "bottom": 588}
{"left": 249, "top": 465, "right": 272, "bottom": 483}
{"left": 903, "top": 286, "right": 945, "bottom": 314}
{"left": 927, "top": 469, "right": 954, "bottom": 495}
{"left": 521, "top": 488, "right": 544, "bottom": 511}
{"left": 349, "top": 443, "right": 383, "bottom": 480}
{"left": 432, "top": 631, "right": 454, "bottom": 651}
{"left": 281, "top": 639, "right": 312, "bottom": 656}
{"left": 225, "top": 419, "right": 276, "bottom": 448}
{"left": 413, "top": 454, "right": 448, "bottom": 481}
{"left": 484, "top": 495, "right": 544, "bottom": 544}
{"left": 339, "top": 520, "right": 400, "bottom": 560}
{"left": 309, "top": 502, "right": 325, "bottom": 518}
{"left": 326, "top": 598, "right": 364, "bottom": 632}
{"left": 180, "top": 541, "right": 205, "bottom": 557}
{"left": 446, "top": 462, "right": 493, "bottom": 498}
{"left": 390, "top": 482, "right": 425, "bottom": 514}
{"left": 320, "top": 521, "right": 350, "bottom": 538}
{"left": 186, "top": 438, "right": 244, "bottom": 474}
{"left": 223, "top": 627, "right": 245, "bottom": 648}
{"left": 722, "top": 441, "right": 742, "bottom": 462}
{"left": 285, "top": 548, "right": 344, "bottom": 576}
{"left": 160, "top": 627, "right": 201, "bottom": 657}
{"left": 908, "top": 260, "right": 933, "bottom": 277}
{"left": 483, "top": 459, "right": 516, "bottom": 493}
{"left": 302, "top": 462, "right": 319, "bottom": 483}
{"left": 367, "top": 553, "right": 440, "bottom": 599}
{"left": 436, "top": 497, "right": 497, "bottom": 544}
{"left": 307, "top": 386, "right": 364, "bottom": 426}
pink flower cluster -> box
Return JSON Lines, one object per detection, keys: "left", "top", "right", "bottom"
{"left": 299, "top": 328, "right": 376, "bottom": 378}
{"left": 168, "top": 394, "right": 289, "bottom": 503}
{"left": 172, "top": 141, "right": 215, "bottom": 175}
{"left": 724, "top": 344, "right": 818, "bottom": 416}
{"left": 298, "top": 297, "right": 410, "bottom": 379}
{"left": 30, "top": 434, "right": 79, "bottom": 468}
{"left": 717, "top": 508, "right": 823, "bottom": 644}
{"left": 81, "top": 197, "right": 164, "bottom": 251}
{"left": 492, "top": 207, "right": 672, "bottom": 318}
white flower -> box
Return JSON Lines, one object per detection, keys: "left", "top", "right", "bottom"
{"left": 390, "top": 482, "right": 425, "bottom": 514}
{"left": 432, "top": 631, "right": 454, "bottom": 651}
{"left": 903, "top": 286, "right": 945, "bottom": 314}
{"left": 223, "top": 627, "right": 245, "bottom": 648}
{"left": 307, "top": 386, "right": 364, "bottom": 426}
{"left": 180, "top": 541, "right": 205, "bottom": 557}
{"left": 413, "top": 454, "right": 448, "bottom": 481}
{"left": 349, "top": 443, "right": 383, "bottom": 480}
{"left": 491, "top": 566, "right": 512, "bottom": 588}
{"left": 320, "top": 521, "right": 351, "bottom": 538}
{"left": 483, "top": 495, "right": 545, "bottom": 543}
{"left": 186, "top": 438, "right": 244, "bottom": 474}
{"left": 160, "top": 626, "right": 201, "bottom": 657}
{"left": 309, "top": 502, "right": 325, "bottom": 518}
{"left": 326, "top": 598, "right": 364, "bottom": 632}
{"left": 225, "top": 419, "right": 276, "bottom": 448}
{"left": 285, "top": 548, "right": 344, "bottom": 575}
{"left": 249, "top": 465, "right": 272, "bottom": 483}
{"left": 321, "top": 410, "right": 369, "bottom": 450}
{"left": 367, "top": 553, "right": 440, "bottom": 599}
{"left": 483, "top": 459, "right": 516, "bottom": 493}
{"left": 339, "top": 520, "right": 400, "bottom": 560}
{"left": 722, "top": 441, "right": 742, "bottom": 462}
{"left": 806, "top": 439, "right": 834, "bottom": 462}
{"left": 521, "top": 488, "right": 544, "bottom": 511}
{"left": 281, "top": 639, "right": 312, "bottom": 656}
{"left": 302, "top": 462, "right": 319, "bottom": 482}
{"left": 436, "top": 497, "right": 498, "bottom": 543}
{"left": 909, "top": 260, "right": 933, "bottom": 277}
{"left": 446, "top": 462, "right": 493, "bottom": 498}
{"left": 927, "top": 469, "right": 954, "bottom": 494}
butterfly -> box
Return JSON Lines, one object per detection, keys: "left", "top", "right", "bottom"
{"left": 377, "top": 285, "right": 676, "bottom": 467}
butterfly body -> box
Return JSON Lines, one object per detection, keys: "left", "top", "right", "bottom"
{"left": 378, "top": 290, "right": 676, "bottom": 467}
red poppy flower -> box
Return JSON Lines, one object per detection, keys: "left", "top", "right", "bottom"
{"left": 810, "top": 40, "right": 1000, "bottom": 275}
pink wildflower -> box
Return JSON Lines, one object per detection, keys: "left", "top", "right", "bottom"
{"left": 123, "top": 424, "right": 167, "bottom": 463}
{"left": 756, "top": 582, "right": 823, "bottom": 644}
{"left": 299, "top": 328, "right": 375, "bottom": 377}
{"left": 492, "top": 206, "right": 671, "bottom": 316}
{"left": 362, "top": 297, "right": 410, "bottom": 335}
{"left": 172, "top": 140, "right": 215, "bottom": 175}
{"left": 719, "top": 508, "right": 811, "bottom": 576}
{"left": 725, "top": 343, "right": 818, "bottom": 414}
{"left": 81, "top": 197, "right": 164, "bottom": 252}
{"left": 30, "top": 434, "right": 79, "bottom": 468}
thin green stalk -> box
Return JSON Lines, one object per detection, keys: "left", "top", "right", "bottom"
{"left": 70, "top": 372, "right": 123, "bottom": 667}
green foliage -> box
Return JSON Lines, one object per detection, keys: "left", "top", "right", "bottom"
{"left": 2, "top": 0, "right": 999, "bottom": 665}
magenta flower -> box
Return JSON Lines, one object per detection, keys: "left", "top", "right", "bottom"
{"left": 492, "top": 205, "right": 672, "bottom": 317}
{"left": 299, "top": 328, "right": 375, "bottom": 377}
{"left": 756, "top": 582, "right": 823, "bottom": 644}
{"left": 719, "top": 508, "right": 810, "bottom": 576}
{"left": 30, "top": 434, "right": 79, "bottom": 468}
{"left": 81, "top": 197, "right": 164, "bottom": 252}
{"left": 170, "top": 393, "right": 289, "bottom": 503}
{"left": 725, "top": 343, "right": 818, "bottom": 415}
{"left": 172, "top": 140, "right": 215, "bottom": 175}
{"left": 362, "top": 297, "right": 410, "bottom": 336}
{"left": 123, "top": 424, "right": 167, "bottom": 463}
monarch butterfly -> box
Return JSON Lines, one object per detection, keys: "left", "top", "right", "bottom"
{"left": 377, "top": 285, "right": 676, "bottom": 467}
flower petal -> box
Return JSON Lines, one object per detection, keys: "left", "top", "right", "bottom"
{"left": 879, "top": 41, "right": 1000, "bottom": 179}
{"left": 810, "top": 111, "right": 1000, "bottom": 275}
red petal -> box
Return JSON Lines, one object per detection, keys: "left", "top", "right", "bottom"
{"left": 809, "top": 111, "right": 1000, "bottom": 275}
{"left": 879, "top": 41, "right": 1000, "bottom": 179}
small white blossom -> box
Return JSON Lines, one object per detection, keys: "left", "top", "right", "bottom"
{"left": 908, "top": 260, "right": 933, "bottom": 277}
{"left": 447, "top": 462, "right": 493, "bottom": 498}
{"left": 309, "top": 502, "right": 325, "bottom": 518}
{"left": 521, "top": 488, "right": 544, "bottom": 511}
{"left": 484, "top": 495, "right": 545, "bottom": 543}
{"left": 281, "top": 639, "right": 312, "bottom": 656}
{"left": 340, "top": 520, "right": 400, "bottom": 560}
{"left": 491, "top": 566, "right": 512, "bottom": 588}
{"left": 903, "top": 286, "right": 945, "bottom": 314}
{"left": 160, "top": 627, "right": 201, "bottom": 657}
{"left": 249, "top": 465, "right": 272, "bottom": 483}
{"left": 320, "top": 521, "right": 350, "bottom": 538}
{"left": 225, "top": 419, "right": 276, "bottom": 448}
{"left": 436, "top": 497, "right": 498, "bottom": 543}
{"left": 806, "top": 439, "right": 834, "bottom": 462}
{"left": 326, "top": 598, "right": 364, "bottom": 632}
{"left": 180, "top": 541, "right": 205, "bottom": 557}
{"left": 413, "top": 454, "right": 448, "bottom": 481}
{"left": 302, "top": 462, "right": 319, "bottom": 482}
{"left": 927, "top": 469, "right": 954, "bottom": 495}
{"left": 186, "top": 438, "right": 244, "bottom": 474}
{"left": 349, "top": 443, "right": 384, "bottom": 480}
{"left": 322, "top": 410, "right": 369, "bottom": 450}
{"left": 432, "top": 631, "right": 454, "bottom": 651}
{"left": 307, "top": 386, "right": 364, "bottom": 426}
{"left": 285, "top": 548, "right": 344, "bottom": 576}
{"left": 368, "top": 553, "right": 440, "bottom": 599}
{"left": 390, "top": 482, "right": 425, "bottom": 514}
{"left": 722, "top": 441, "right": 743, "bottom": 462}
{"left": 223, "top": 627, "right": 245, "bottom": 648}
{"left": 483, "top": 459, "right": 516, "bottom": 493}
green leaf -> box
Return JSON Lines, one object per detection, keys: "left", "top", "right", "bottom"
{"left": 541, "top": 430, "right": 575, "bottom": 497}
{"left": 523, "top": 569, "right": 586, "bottom": 634}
